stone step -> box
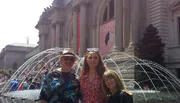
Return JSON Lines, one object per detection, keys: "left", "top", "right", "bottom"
{"left": 109, "top": 68, "right": 135, "bottom": 79}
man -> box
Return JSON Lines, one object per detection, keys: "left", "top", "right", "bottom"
{"left": 39, "top": 49, "right": 80, "bottom": 103}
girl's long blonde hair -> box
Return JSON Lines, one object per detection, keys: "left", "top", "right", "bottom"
{"left": 101, "top": 70, "right": 125, "bottom": 98}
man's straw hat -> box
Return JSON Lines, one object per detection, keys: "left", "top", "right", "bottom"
{"left": 59, "top": 48, "right": 78, "bottom": 60}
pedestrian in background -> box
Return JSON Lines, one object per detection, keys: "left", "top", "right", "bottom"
{"left": 9, "top": 79, "right": 19, "bottom": 91}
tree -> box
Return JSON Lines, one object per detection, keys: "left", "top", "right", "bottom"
{"left": 135, "top": 24, "right": 166, "bottom": 89}
{"left": 136, "top": 24, "right": 165, "bottom": 66}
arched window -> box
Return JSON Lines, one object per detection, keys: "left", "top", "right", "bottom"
{"left": 102, "top": 0, "right": 115, "bottom": 23}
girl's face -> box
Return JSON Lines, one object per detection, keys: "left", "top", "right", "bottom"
{"left": 86, "top": 52, "right": 99, "bottom": 68}
{"left": 104, "top": 76, "right": 117, "bottom": 90}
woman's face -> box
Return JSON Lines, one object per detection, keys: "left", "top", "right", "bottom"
{"left": 86, "top": 52, "right": 99, "bottom": 68}
{"left": 104, "top": 76, "right": 117, "bottom": 90}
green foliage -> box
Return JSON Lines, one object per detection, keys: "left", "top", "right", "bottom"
{"left": 134, "top": 24, "right": 168, "bottom": 89}
{"left": 135, "top": 24, "right": 165, "bottom": 66}
{"left": 0, "top": 69, "right": 15, "bottom": 74}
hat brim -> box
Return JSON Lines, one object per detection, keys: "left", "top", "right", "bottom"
{"left": 59, "top": 55, "right": 78, "bottom": 61}
{"left": 62, "top": 54, "right": 75, "bottom": 57}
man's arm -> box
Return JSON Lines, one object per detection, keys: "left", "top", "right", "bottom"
{"left": 39, "top": 74, "right": 53, "bottom": 103}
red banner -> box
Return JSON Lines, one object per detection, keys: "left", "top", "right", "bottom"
{"left": 99, "top": 20, "right": 115, "bottom": 57}
{"left": 78, "top": 13, "right": 80, "bottom": 55}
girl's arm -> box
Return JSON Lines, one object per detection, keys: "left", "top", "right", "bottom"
{"left": 121, "top": 92, "right": 133, "bottom": 103}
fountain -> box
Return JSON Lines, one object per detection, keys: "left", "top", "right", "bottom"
{"left": 0, "top": 48, "right": 180, "bottom": 103}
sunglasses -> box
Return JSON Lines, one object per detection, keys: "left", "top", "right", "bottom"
{"left": 63, "top": 57, "right": 75, "bottom": 62}
{"left": 87, "top": 48, "right": 99, "bottom": 52}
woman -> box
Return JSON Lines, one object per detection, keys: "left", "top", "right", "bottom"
{"left": 80, "top": 48, "right": 107, "bottom": 103}
{"left": 101, "top": 70, "right": 133, "bottom": 103}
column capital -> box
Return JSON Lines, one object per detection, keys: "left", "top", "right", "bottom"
{"left": 53, "top": 19, "right": 64, "bottom": 25}
{"left": 50, "top": 23, "right": 56, "bottom": 28}
{"left": 72, "top": 6, "right": 79, "bottom": 13}
{"left": 80, "top": 0, "right": 93, "bottom": 7}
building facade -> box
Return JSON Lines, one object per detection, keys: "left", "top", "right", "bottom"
{"left": 36, "top": 0, "right": 180, "bottom": 78}
{"left": 0, "top": 43, "right": 38, "bottom": 69}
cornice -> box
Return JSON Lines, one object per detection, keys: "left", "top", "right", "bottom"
{"left": 72, "top": 0, "right": 91, "bottom": 8}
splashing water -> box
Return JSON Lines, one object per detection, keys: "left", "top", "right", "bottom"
{"left": 0, "top": 48, "right": 180, "bottom": 103}
{"left": 104, "top": 52, "right": 180, "bottom": 102}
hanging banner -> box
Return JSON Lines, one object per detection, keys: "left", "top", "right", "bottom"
{"left": 99, "top": 20, "right": 115, "bottom": 57}
{"left": 77, "top": 13, "right": 80, "bottom": 55}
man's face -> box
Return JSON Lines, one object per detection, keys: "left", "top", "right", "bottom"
{"left": 61, "top": 56, "right": 76, "bottom": 69}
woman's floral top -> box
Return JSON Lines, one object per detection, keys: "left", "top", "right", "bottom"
{"left": 80, "top": 74, "right": 103, "bottom": 103}
{"left": 39, "top": 71, "right": 80, "bottom": 103}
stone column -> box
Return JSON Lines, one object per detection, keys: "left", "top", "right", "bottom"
{"left": 51, "top": 24, "right": 56, "bottom": 48}
{"left": 39, "top": 33, "right": 46, "bottom": 51}
{"left": 56, "top": 22, "right": 61, "bottom": 47}
{"left": 128, "top": 0, "right": 140, "bottom": 48}
{"left": 107, "top": 2, "right": 110, "bottom": 20}
{"left": 113, "top": 0, "right": 124, "bottom": 52}
{"left": 80, "top": 2, "right": 87, "bottom": 56}
{"left": 72, "top": 7, "right": 78, "bottom": 53}
{"left": 60, "top": 22, "right": 64, "bottom": 47}
{"left": 92, "top": 24, "right": 97, "bottom": 47}
{"left": 41, "top": 34, "right": 46, "bottom": 51}
{"left": 47, "top": 33, "right": 51, "bottom": 49}
{"left": 123, "top": 0, "right": 130, "bottom": 49}
{"left": 38, "top": 34, "right": 42, "bottom": 51}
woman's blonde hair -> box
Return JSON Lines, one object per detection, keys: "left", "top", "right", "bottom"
{"left": 101, "top": 70, "right": 125, "bottom": 98}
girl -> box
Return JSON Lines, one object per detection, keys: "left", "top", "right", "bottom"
{"left": 80, "top": 48, "right": 107, "bottom": 103}
{"left": 101, "top": 70, "right": 133, "bottom": 103}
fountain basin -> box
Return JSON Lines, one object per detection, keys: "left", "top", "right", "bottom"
{"left": 1, "top": 89, "right": 179, "bottom": 103}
